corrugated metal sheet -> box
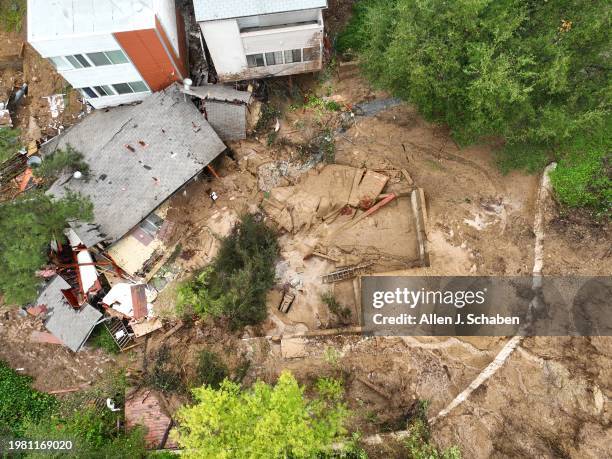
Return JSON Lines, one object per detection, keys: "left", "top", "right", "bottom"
{"left": 45, "top": 84, "right": 226, "bottom": 246}
{"left": 193, "top": 0, "right": 327, "bottom": 22}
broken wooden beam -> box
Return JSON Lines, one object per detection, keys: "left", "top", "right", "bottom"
{"left": 356, "top": 376, "right": 392, "bottom": 400}
{"left": 329, "top": 192, "right": 397, "bottom": 239}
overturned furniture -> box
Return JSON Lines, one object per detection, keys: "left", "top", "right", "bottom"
{"left": 181, "top": 84, "right": 259, "bottom": 141}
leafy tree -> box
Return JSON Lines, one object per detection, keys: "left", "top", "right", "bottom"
{"left": 177, "top": 214, "right": 279, "bottom": 329}
{"left": 195, "top": 349, "right": 228, "bottom": 389}
{"left": 174, "top": 371, "right": 350, "bottom": 458}
{"left": 34, "top": 144, "right": 90, "bottom": 181}
{"left": 23, "top": 408, "right": 147, "bottom": 459}
{"left": 0, "top": 191, "right": 93, "bottom": 305}
{"left": 0, "top": 360, "right": 58, "bottom": 437}
{"left": 0, "top": 127, "right": 21, "bottom": 164}
{"left": 339, "top": 0, "right": 611, "bottom": 212}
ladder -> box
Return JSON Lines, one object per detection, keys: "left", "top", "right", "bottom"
{"left": 321, "top": 262, "right": 372, "bottom": 284}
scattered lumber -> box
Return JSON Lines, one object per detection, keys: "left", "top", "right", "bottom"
{"left": 356, "top": 376, "right": 392, "bottom": 400}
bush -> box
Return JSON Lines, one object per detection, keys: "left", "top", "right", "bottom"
{"left": 0, "top": 127, "right": 21, "bottom": 164}
{"left": 321, "top": 292, "right": 352, "bottom": 323}
{"left": 0, "top": 360, "right": 58, "bottom": 437}
{"left": 87, "top": 324, "right": 119, "bottom": 354}
{"left": 0, "top": 0, "right": 25, "bottom": 32}
{"left": 174, "top": 371, "right": 350, "bottom": 458}
{"left": 550, "top": 128, "right": 611, "bottom": 216}
{"left": 404, "top": 401, "right": 461, "bottom": 459}
{"left": 34, "top": 144, "right": 90, "bottom": 181}
{"left": 23, "top": 408, "right": 147, "bottom": 459}
{"left": 177, "top": 214, "right": 279, "bottom": 329}
{"left": 146, "top": 345, "right": 184, "bottom": 394}
{"left": 195, "top": 349, "right": 229, "bottom": 389}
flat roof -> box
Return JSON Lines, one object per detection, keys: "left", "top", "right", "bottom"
{"left": 27, "top": 0, "right": 157, "bottom": 42}
{"left": 45, "top": 84, "right": 226, "bottom": 246}
{"left": 193, "top": 0, "right": 327, "bottom": 22}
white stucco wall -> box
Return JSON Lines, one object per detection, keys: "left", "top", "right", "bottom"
{"left": 241, "top": 23, "right": 322, "bottom": 54}
{"left": 200, "top": 20, "right": 246, "bottom": 74}
{"left": 154, "top": 0, "right": 180, "bottom": 56}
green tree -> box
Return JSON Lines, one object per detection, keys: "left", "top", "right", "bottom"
{"left": 177, "top": 214, "right": 279, "bottom": 329}
{"left": 339, "top": 0, "right": 611, "bottom": 213}
{"left": 0, "top": 191, "right": 92, "bottom": 305}
{"left": 23, "top": 408, "right": 147, "bottom": 459}
{"left": 0, "top": 127, "right": 21, "bottom": 164}
{"left": 0, "top": 360, "right": 58, "bottom": 437}
{"left": 174, "top": 371, "right": 350, "bottom": 458}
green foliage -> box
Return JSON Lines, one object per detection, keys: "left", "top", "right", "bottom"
{"left": 0, "top": 360, "right": 58, "bottom": 437}
{"left": 0, "top": 191, "right": 93, "bottom": 305}
{"left": 146, "top": 344, "right": 185, "bottom": 394}
{"left": 174, "top": 371, "right": 350, "bottom": 458}
{"left": 87, "top": 324, "right": 119, "bottom": 354}
{"left": 404, "top": 401, "right": 461, "bottom": 459}
{"left": 195, "top": 349, "right": 229, "bottom": 389}
{"left": 0, "top": 0, "right": 25, "bottom": 32}
{"left": 34, "top": 145, "right": 90, "bottom": 181}
{"left": 0, "top": 127, "right": 21, "bottom": 164}
{"left": 550, "top": 128, "right": 611, "bottom": 216}
{"left": 23, "top": 408, "right": 147, "bottom": 459}
{"left": 343, "top": 0, "right": 611, "bottom": 211}
{"left": 311, "top": 128, "right": 336, "bottom": 164}
{"left": 321, "top": 292, "right": 352, "bottom": 321}
{"left": 177, "top": 214, "right": 279, "bottom": 329}
{"left": 255, "top": 104, "right": 281, "bottom": 133}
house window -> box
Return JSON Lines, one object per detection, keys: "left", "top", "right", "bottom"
{"left": 139, "top": 213, "right": 164, "bottom": 238}
{"left": 106, "top": 50, "right": 129, "bottom": 64}
{"left": 112, "top": 81, "right": 149, "bottom": 95}
{"left": 80, "top": 87, "right": 98, "bottom": 98}
{"left": 128, "top": 81, "right": 149, "bottom": 93}
{"left": 246, "top": 54, "right": 265, "bottom": 68}
{"left": 93, "top": 85, "right": 113, "bottom": 96}
{"left": 284, "top": 49, "right": 302, "bottom": 64}
{"left": 65, "top": 54, "right": 91, "bottom": 69}
{"left": 265, "top": 51, "right": 283, "bottom": 66}
{"left": 49, "top": 56, "right": 71, "bottom": 70}
{"left": 303, "top": 47, "right": 318, "bottom": 62}
{"left": 87, "top": 52, "right": 112, "bottom": 66}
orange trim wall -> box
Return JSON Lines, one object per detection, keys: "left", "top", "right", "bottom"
{"left": 155, "top": 15, "right": 188, "bottom": 78}
{"left": 113, "top": 25, "right": 185, "bottom": 92}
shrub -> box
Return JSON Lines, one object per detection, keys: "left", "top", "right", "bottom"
{"left": 0, "top": 360, "right": 58, "bottom": 437}
{"left": 321, "top": 292, "right": 352, "bottom": 323}
{"left": 195, "top": 349, "right": 229, "bottom": 389}
{"left": 0, "top": 127, "right": 20, "bottom": 164}
{"left": 146, "top": 345, "right": 184, "bottom": 394}
{"left": 404, "top": 401, "right": 461, "bottom": 459}
{"left": 87, "top": 324, "right": 119, "bottom": 354}
{"left": 34, "top": 144, "right": 90, "bottom": 181}
{"left": 177, "top": 214, "right": 279, "bottom": 329}
{"left": 174, "top": 371, "right": 350, "bottom": 458}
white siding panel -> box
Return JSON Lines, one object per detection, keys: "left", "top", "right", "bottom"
{"left": 242, "top": 24, "right": 322, "bottom": 54}
{"left": 200, "top": 20, "right": 246, "bottom": 74}
{"left": 31, "top": 34, "right": 120, "bottom": 58}
{"left": 73, "top": 0, "right": 95, "bottom": 34}
{"left": 58, "top": 63, "right": 143, "bottom": 88}
{"left": 88, "top": 92, "right": 151, "bottom": 109}
{"left": 154, "top": 0, "right": 180, "bottom": 56}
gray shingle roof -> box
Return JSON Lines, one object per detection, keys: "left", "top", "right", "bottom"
{"left": 39, "top": 276, "right": 103, "bottom": 352}
{"left": 194, "top": 0, "right": 327, "bottom": 22}
{"left": 45, "top": 84, "right": 226, "bottom": 246}
{"left": 182, "top": 85, "right": 252, "bottom": 104}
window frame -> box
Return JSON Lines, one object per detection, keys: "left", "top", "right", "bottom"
{"left": 246, "top": 53, "right": 265, "bottom": 68}
{"left": 86, "top": 52, "right": 112, "bottom": 66}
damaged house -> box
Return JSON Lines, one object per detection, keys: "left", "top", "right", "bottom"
{"left": 194, "top": 0, "right": 327, "bottom": 81}
{"left": 44, "top": 83, "right": 226, "bottom": 277}
{"left": 27, "top": 0, "right": 188, "bottom": 108}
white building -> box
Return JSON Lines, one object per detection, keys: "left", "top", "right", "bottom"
{"left": 27, "top": 0, "right": 188, "bottom": 109}
{"left": 193, "top": 0, "right": 327, "bottom": 82}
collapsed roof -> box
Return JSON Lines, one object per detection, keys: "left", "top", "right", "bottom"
{"left": 37, "top": 276, "right": 103, "bottom": 352}
{"left": 45, "top": 84, "right": 226, "bottom": 246}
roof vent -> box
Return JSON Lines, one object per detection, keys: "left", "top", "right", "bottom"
{"left": 183, "top": 78, "right": 193, "bottom": 92}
